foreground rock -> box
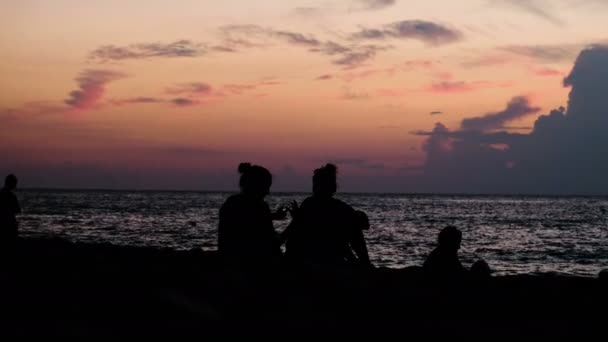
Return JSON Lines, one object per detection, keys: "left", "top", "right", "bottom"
{"left": 0, "top": 237, "right": 605, "bottom": 338}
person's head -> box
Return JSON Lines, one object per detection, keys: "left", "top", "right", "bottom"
{"left": 238, "top": 163, "right": 272, "bottom": 198}
{"left": 355, "top": 210, "right": 370, "bottom": 231}
{"left": 312, "top": 163, "right": 337, "bottom": 197}
{"left": 471, "top": 260, "right": 492, "bottom": 278}
{"left": 4, "top": 174, "right": 17, "bottom": 190}
{"left": 437, "top": 225, "right": 462, "bottom": 251}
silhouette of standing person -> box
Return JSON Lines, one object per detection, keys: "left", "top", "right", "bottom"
{"left": 423, "top": 225, "right": 464, "bottom": 277}
{"left": 284, "top": 164, "right": 371, "bottom": 267}
{"left": 0, "top": 174, "right": 21, "bottom": 248}
{"left": 218, "top": 163, "right": 284, "bottom": 268}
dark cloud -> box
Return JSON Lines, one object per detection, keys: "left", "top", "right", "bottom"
{"left": 351, "top": 20, "right": 463, "bottom": 46}
{"left": 490, "top": 0, "right": 564, "bottom": 26}
{"left": 170, "top": 98, "right": 198, "bottom": 107}
{"left": 311, "top": 41, "right": 351, "bottom": 55}
{"left": 221, "top": 25, "right": 386, "bottom": 68}
{"left": 89, "top": 40, "right": 207, "bottom": 61}
{"left": 65, "top": 69, "right": 126, "bottom": 110}
{"left": 333, "top": 49, "right": 377, "bottom": 67}
{"left": 112, "top": 97, "right": 165, "bottom": 106}
{"left": 211, "top": 45, "right": 237, "bottom": 53}
{"left": 311, "top": 42, "right": 387, "bottom": 68}
{"left": 111, "top": 83, "right": 216, "bottom": 107}
{"left": 213, "top": 37, "right": 266, "bottom": 51}
{"left": 414, "top": 45, "right": 608, "bottom": 194}
{"left": 354, "top": 0, "right": 396, "bottom": 11}
{"left": 460, "top": 96, "right": 541, "bottom": 131}
{"left": 430, "top": 111, "right": 443, "bottom": 115}
{"left": 500, "top": 44, "right": 580, "bottom": 62}
{"left": 273, "top": 31, "right": 320, "bottom": 46}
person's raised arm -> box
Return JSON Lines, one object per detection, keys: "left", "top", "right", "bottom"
{"left": 350, "top": 227, "right": 371, "bottom": 267}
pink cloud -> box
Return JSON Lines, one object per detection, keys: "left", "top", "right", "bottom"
{"left": 376, "top": 88, "right": 408, "bottom": 97}
{"left": 403, "top": 59, "right": 437, "bottom": 68}
{"left": 64, "top": 69, "right": 126, "bottom": 110}
{"left": 426, "top": 81, "right": 490, "bottom": 93}
{"left": 461, "top": 55, "right": 513, "bottom": 68}
{"left": 434, "top": 71, "right": 453, "bottom": 80}
{"left": 534, "top": 67, "right": 563, "bottom": 76}
{"left": 340, "top": 67, "right": 397, "bottom": 82}
{"left": 223, "top": 84, "right": 257, "bottom": 95}
{"left": 316, "top": 74, "right": 333, "bottom": 80}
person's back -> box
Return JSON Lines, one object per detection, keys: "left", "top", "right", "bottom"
{"left": 0, "top": 174, "right": 20, "bottom": 243}
{"left": 218, "top": 164, "right": 281, "bottom": 267}
{"left": 423, "top": 226, "right": 464, "bottom": 276}
{"left": 219, "top": 193, "right": 280, "bottom": 264}
{"left": 285, "top": 164, "right": 370, "bottom": 266}
{"left": 286, "top": 195, "right": 355, "bottom": 265}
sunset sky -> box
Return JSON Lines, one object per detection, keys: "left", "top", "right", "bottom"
{"left": 2, "top": 0, "right": 608, "bottom": 193}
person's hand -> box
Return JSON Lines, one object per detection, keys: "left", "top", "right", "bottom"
{"left": 286, "top": 200, "right": 299, "bottom": 218}
{"left": 272, "top": 206, "right": 289, "bottom": 220}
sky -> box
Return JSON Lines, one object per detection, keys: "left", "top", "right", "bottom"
{"left": 1, "top": 0, "right": 608, "bottom": 193}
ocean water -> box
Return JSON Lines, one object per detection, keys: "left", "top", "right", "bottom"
{"left": 16, "top": 190, "right": 608, "bottom": 276}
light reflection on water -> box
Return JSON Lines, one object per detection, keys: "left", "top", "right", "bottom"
{"left": 17, "top": 190, "right": 608, "bottom": 276}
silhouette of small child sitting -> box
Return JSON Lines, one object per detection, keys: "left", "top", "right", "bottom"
{"left": 470, "top": 259, "right": 493, "bottom": 278}
{"left": 423, "top": 225, "right": 464, "bottom": 276}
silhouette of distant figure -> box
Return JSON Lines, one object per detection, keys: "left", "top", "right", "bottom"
{"left": 0, "top": 174, "right": 21, "bottom": 247}
{"left": 284, "top": 164, "right": 371, "bottom": 267}
{"left": 218, "top": 163, "right": 284, "bottom": 267}
{"left": 423, "top": 226, "right": 464, "bottom": 276}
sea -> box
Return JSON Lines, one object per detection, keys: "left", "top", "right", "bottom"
{"left": 15, "top": 190, "right": 608, "bottom": 277}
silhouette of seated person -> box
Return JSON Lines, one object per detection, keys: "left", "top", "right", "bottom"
{"left": 423, "top": 226, "right": 464, "bottom": 277}
{"left": 470, "top": 259, "right": 493, "bottom": 279}
{"left": 0, "top": 174, "right": 21, "bottom": 247}
{"left": 284, "top": 164, "right": 371, "bottom": 267}
{"left": 218, "top": 163, "right": 284, "bottom": 268}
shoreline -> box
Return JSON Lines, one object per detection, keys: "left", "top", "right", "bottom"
{"left": 1, "top": 237, "right": 606, "bottom": 337}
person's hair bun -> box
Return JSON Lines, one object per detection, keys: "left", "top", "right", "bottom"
{"left": 238, "top": 162, "right": 252, "bottom": 174}
{"left": 324, "top": 163, "right": 337, "bottom": 173}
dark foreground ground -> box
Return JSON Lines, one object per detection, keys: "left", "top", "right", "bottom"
{"left": 0, "top": 237, "right": 606, "bottom": 338}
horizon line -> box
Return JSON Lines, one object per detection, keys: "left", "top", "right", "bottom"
{"left": 17, "top": 187, "right": 608, "bottom": 198}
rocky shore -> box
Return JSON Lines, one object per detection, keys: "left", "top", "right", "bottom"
{"left": 1, "top": 237, "right": 606, "bottom": 338}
